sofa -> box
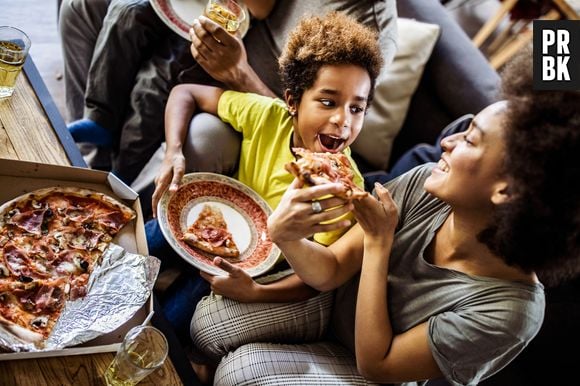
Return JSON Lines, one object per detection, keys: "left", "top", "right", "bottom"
{"left": 353, "top": 0, "right": 500, "bottom": 173}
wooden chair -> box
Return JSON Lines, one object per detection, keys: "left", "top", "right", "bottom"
{"left": 472, "top": 0, "right": 579, "bottom": 69}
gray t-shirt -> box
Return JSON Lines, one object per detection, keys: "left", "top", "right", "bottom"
{"left": 330, "top": 164, "right": 545, "bottom": 386}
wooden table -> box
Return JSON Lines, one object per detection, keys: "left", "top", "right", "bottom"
{"left": 0, "top": 57, "right": 193, "bottom": 386}
{"left": 0, "top": 58, "right": 84, "bottom": 167}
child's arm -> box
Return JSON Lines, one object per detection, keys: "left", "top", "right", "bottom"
{"left": 152, "top": 84, "right": 224, "bottom": 215}
{"left": 200, "top": 257, "right": 319, "bottom": 303}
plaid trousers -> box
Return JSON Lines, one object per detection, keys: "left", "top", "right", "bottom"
{"left": 190, "top": 291, "right": 379, "bottom": 385}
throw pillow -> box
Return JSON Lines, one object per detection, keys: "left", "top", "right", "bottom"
{"left": 351, "top": 18, "right": 441, "bottom": 171}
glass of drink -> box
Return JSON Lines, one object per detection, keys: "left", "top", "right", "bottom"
{"left": 104, "top": 325, "right": 168, "bottom": 386}
{"left": 0, "top": 26, "right": 31, "bottom": 99}
{"left": 204, "top": 0, "right": 246, "bottom": 34}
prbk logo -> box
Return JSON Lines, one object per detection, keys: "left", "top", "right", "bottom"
{"left": 533, "top": 20, "right": 580, "bottom": 90}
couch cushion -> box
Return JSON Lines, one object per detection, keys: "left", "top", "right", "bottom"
{"left": 351, "top": 18, "right": 440, "bottom": 171}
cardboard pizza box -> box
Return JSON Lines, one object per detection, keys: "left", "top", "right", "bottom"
{"left": 0, "top": 158, "right": 153, "bottom": 360}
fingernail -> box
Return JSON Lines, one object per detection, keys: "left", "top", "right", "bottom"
{"left": 375, "top": 182, "right": 383, "bottom": 188}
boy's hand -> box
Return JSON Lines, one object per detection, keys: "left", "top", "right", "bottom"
{"left": 200, "top": 257, "right": 261, "bottom": 303}
{"left": 151, "top": 151, "right": 186, "bottom": 217}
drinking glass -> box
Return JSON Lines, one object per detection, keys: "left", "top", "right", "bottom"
{"left": 0, "top": 26, "right": 31, "bottom": 99}
{"left": 204, "top": 0, "right": 246, "bottom": 33}
{"left": 104, "top": 325, "right": 168, "bottom": 386}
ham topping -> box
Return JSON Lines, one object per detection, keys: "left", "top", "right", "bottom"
{"left": 3, "top": 244, "right": 31, "bottom": 277}
{"left": 8, "top": 208, "right": 48, "bottom": 235}
{"left": 32, "top": 284, "right": 64, "bottom": 313}
{"left": 64, "top": 206, "right": 94, "bottom": 224}
{"left": 200, "top": 227, "right": 229, "bottom": 247}
{"left": 94, "top": 210, "right": 126, "bottom": 233}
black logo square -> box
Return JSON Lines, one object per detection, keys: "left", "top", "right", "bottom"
{"left": 533, "top": 20, "right": 580, "bottom": 90}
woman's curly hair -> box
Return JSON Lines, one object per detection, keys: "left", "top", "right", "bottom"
{"left": 278, "top": 11, "right": 383, "bottom": 106}
{"left": 478, "top": 46, "right": 580, "bottom": 286}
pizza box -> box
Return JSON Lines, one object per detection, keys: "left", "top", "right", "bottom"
{"left": 0, "top": 158, "right": 154, "bottom": 360}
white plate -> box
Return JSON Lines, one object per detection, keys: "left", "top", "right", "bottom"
{"left": 149, "top": 0, "right": 250, "bottom": 41}
{"left": 157, "top": 173, "right": 279, "bottom": 277}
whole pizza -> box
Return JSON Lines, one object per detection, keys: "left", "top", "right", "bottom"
{"left": 0, "top": 187, "right": 136, "bottom": 347}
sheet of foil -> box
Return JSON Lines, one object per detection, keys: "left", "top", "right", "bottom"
{"left": 0, "top": 243, "right": 160, "bottom": 352}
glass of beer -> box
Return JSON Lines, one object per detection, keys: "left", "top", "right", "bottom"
{"left": 204, "top": 0, "right": 246, "bottom": 34}
{"left": 0, "top": 26, "right": 31, "bottom": 99}
{"left": 104, "top": 325, "right": 168, "bottom": 386}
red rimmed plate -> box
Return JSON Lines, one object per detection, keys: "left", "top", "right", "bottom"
{"left": 157, "top": 173, "right": 279, "bottom": 277}
{"left": 150, "top": 0, "right": 250, "bottom": 41}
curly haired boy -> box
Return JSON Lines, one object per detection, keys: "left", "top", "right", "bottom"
{"left": 147, "top": 11, "right": 388, "bottom": 354}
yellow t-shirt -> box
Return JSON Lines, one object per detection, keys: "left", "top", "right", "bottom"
{"left": 217, "top": 90, "right": 364, "bottom": 246}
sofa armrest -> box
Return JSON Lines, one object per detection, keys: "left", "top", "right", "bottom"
{"left": 391, "top": 0, "right": 500, "bottom": 164}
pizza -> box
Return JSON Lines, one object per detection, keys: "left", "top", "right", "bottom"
{"left": 0, "top": 187, "right": 136, "bottom": 346}
{"left": 181, "top": 204, "right": 240, "bottom": 258}
{"left": 285, "top": 148, "right": 368, "bottom": 200}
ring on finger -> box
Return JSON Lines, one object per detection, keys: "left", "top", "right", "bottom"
{"left": 311, "top": 201, "right": 323, "bottom": 214}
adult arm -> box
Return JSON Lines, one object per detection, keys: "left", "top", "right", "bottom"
{"left": 190, "top": 16, "right": 276, "bottom": 97}
{"left": 354, "top": 184, "right": 442, "bottom": 382}
{"left": 269, "top": 179, "right": 443, "bottom": 381}
{"left": 151, "top": 84, "right": 224, "bottom": 213}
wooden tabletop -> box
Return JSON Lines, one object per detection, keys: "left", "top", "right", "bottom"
{"left": 2, "top": 351, "right": 182, "bottom": 385}
{"left": 0, "top": 58, "right": 85, "bottom": 167}
{"left": 0, "top": 58, "right": 190, "bottom": 386}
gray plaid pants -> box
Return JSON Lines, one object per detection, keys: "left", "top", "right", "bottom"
{"left": 190, "top": 291, "right": 379, "bottom": 385}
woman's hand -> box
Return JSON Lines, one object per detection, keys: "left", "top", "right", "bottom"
{"left": 352, "top": 182, "right": 398, "bottom": 239}
{"left": 189, "top": 16, "right": 249, "bottom": 87}
{"left": 200, "top": 257, "right": 260, "bottom": 302}
{"left": 268, "top": 179, "right": 353, "bottom": 244}
{"left": 151, "top": 150, "right": 186, "bottom": 217}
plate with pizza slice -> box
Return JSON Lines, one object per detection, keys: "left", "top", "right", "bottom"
{"left": 157, "top": 173, "right": 279, "bottom": 277}
{"left": 149, "top": 0, "right": 250, "bottom": 41}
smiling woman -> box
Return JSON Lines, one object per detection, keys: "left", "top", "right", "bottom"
{"left": 424, "top": 101, "right": 509, "bottom": 208}
{"left": 188, "top": 46, "right": 580, "bottom": 386}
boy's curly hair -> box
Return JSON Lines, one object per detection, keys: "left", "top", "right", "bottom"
{"left": 278, "top": 11, "right": 383, "bottom": 106}
{"left": 478, "top": 46, "right": 580, "bottom": 286}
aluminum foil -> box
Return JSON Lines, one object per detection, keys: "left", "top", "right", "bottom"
{"left": 0, "top": 243, "right": 160, "bottom": 352}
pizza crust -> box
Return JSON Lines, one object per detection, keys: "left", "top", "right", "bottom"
{"left": 0, "top": 316, "right": 44, "bottom": 344}
{"left": 182, "top": 232, "right": 240, "bottom": 258}
{"left": 0, "top": 186, "right": 135, "bottom": 223}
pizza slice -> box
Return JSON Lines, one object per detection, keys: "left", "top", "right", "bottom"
{"left": 285, "top": 147, "right": 368, "bottom": 200}
{"left": 181, "top": 204, "right": 240, "bottom": 258}
{"left": 0, "top": 277, "right": 67, "bottom": 344}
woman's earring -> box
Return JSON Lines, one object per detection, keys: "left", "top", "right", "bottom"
{"left": 289, "top": 110, "right": 296, "bottom": 116}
